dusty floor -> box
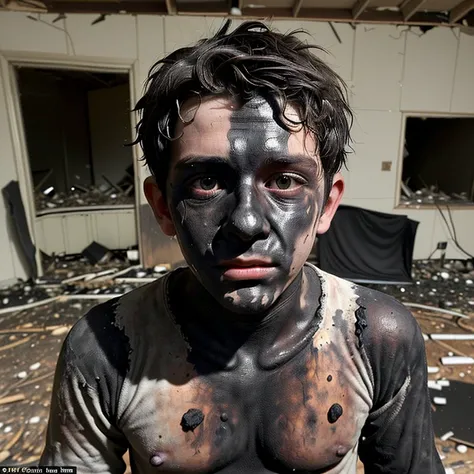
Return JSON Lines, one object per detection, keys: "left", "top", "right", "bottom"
{"left": 0, "top": 259, "right": 473, "bottom": 472}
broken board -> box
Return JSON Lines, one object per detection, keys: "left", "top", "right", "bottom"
{"left": 429, "top": 380, "right": 474, "bottom": 446}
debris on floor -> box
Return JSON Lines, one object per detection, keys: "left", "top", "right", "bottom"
{"left": 366, "top": 259, "right": 474, "bottom": 314}
{"left": 0, "top": 257, "right": 473, "bottom": 472}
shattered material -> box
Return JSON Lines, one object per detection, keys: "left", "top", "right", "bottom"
{"left": 366, "top": 259, "right": 474, "bottom": 314}
{"left": 400, "top": 185, "right": 473, "bottom": 207}
{"left": 35, "top": 184, "right": 134, "bottom": 213}
{"left": 0, "top": 257, "right": 472, "bottom": 471}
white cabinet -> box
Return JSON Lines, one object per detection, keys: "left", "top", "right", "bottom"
{"left": 35, "top": 207, "right": 137, "bottom": 255}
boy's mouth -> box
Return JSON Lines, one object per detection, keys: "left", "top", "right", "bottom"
{"left": 218, "top": 257, "right": 277, "bottom": 281}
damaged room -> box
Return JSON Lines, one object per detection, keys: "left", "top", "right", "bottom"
{"left": 1, "top": 1, "right": 474, "bottom": 473}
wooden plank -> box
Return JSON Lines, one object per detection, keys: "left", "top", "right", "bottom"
{"left": 165, "top": 0, "right": 176, "bottom": 14}
{"left": 44, "top": 2, "right": 459, "bottom": 25}
{"left": 292, "top": 0, "right": 304, "bottom": 17}
{"left": 450, "top": 0, "right": 474, "bottom": 22}
{"left": 352, "top": 0, "right": 370, "bottom": 20}
{"left": 239, "top": 7, "right": 452, "bottom": 25}
{"left": 0, "top": 394, "right": 25, "bottom": 406}
{"left": 401, "top": 0, "right": 426, "bottom": 21}
{"left": 49, "top": 1, "right": 167, "bottom": 13}
{"left": 178, "top": 1, "right": 228, "bottom": 13}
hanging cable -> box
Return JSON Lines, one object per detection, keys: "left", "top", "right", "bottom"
{"left": 434, "top": 200, "right": 474, "bottom": 259}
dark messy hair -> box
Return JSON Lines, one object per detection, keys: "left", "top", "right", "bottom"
{"left": 134, "top": 20, "right": 352, "bottom": 199}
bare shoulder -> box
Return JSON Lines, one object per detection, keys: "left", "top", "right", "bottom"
{"left": 351, "top": 283, "right": 423, "bottom": 353}
{"left": 63, "top": 277, "right": 167, "bottom": 385}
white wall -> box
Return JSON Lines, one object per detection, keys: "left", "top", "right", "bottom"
{"left": 1, "top": 13, "right": 474, "bottom": 283}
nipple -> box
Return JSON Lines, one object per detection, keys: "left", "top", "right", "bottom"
{"left": 150, "top": 454, "right": 164, "bottom": 467}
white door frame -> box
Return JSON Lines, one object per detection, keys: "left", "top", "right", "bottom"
{"left": 0, "top": 51, "right": 141, "bottom": 277}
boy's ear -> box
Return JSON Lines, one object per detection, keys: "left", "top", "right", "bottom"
{"left": 316, "top": 172, "right": 344, "bottom": 235}
{"left": 144, "top": 176, "right": 176, "bottom": 236}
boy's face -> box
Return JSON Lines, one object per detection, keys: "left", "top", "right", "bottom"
{"left": 145, "top": 96, "right": 343, "bottom": 314}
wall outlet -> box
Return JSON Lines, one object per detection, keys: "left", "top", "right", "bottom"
{"left": 437, "top": 241, "right": 447, "bottom": 250}
{"left": 381, "top": 161, "right": 392, "bottom": 171}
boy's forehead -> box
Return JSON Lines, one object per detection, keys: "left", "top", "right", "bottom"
{"left": 171, "top": 96, "right": 318, "bottom": 165}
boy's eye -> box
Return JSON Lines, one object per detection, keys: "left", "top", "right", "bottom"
{"left": 274, "top": 175, "right": 292, "bottom": 190}
{"left": 266, "top": 173, "right": 305, "bottom": 191}
{"left": 199, "top": 177, "right": 218, "bottom": 190}
{"left": 189, "top": 176, "right": 222, "bottom": 197}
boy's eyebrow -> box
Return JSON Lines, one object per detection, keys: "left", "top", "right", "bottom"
{"left": 174, "top": 155, "right": 230, "bottom": 170}
{"left": 261, "top": 154, "right": 319, "bottom": 172}
{"left": 174, "top": 154, "right": 320, "bottom": 172}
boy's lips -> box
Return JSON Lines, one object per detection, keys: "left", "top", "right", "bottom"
{"left": 218, "top": 257, "right": 277, "bottom": 280}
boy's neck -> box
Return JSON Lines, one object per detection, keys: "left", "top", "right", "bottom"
{"left": 167, "top": 264, "right": 323, "bottom": 372}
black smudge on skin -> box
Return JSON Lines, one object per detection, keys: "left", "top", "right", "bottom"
{"left": 306, "top": 408, "right": 318, "bottom": 435}
{"left": 181, "top": 408, "right": 205, "bottom": 432}
{"left": 214, "top": 424, "right": 229, "bottom": 448}
{"left": 167, "top": 96, "right": 322, "bottom": 317}
{"left": 332, "top": 309, "right": 348, "bottom": 338}
{"left": 327, "top": 403, "right": 343, "bottom": 424}
{"left": 355, "top": 306, "right": 368, "bottom": 348}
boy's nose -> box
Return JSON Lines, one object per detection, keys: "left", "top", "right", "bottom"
{"left": 223, "top": 184, "right": 270, "bottom": 242}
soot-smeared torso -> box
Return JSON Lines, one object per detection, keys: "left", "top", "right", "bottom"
{"left": 117, "top": 265, "right": 372, "bottom": 473}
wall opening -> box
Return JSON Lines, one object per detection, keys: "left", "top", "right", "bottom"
{"left": 400, "top": 115, "right": 474, "bottom": 207}
{"left": 15, "top": 66, "right": 135, "bottom": 214}
{"left": 13, "top": 65, "right": 138, "bottom": 261}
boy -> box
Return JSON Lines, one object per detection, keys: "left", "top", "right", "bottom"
{"left": 41, "top": 21, "right": 443, "bottom": 473}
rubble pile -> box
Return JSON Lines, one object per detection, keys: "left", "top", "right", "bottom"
{"left": 400, "top": 185, "right": 473, "bottom": 206}
{"left": 0, "top": 252, "right": 170, "bottom": 312}
{"left": 0, "top": 258, "right": 473, "bottom": 470}
{"left": 35, "top": 185, "right": 134, "bottom": 212}
{"left": 0, "top": 284, "right": 53, "bottom": 311}
{"left": 40, "top": 251, "right": 128, "bottom": 283}
{"left": 367, "top": 259, "right": 474, "bottom": 314}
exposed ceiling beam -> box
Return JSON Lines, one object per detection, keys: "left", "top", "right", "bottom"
{"left": 292, "top": 0, "right": 304, "bottom": 17}
{"left": 177, "top": 1, "right": 228, "bottom": 14}
{"left": 165, "top": 0, "right": 176, "bottom": 15}
{"left": 450, "top": 0, "right": 474, "bottom": 23}
{"left": 239, "top": 7, "right": 451, "bottom": 25}
{"left": 401, "top": 0, "right": 426, "bottom": 21}
{"left": 352, "top": 0, "right": 370, "bottom": 20}
{"left": 43, "top": 3, "right": 456, "bottom": 25}
{"left": 48, "top": 0, "right": 167, "bottom": 13}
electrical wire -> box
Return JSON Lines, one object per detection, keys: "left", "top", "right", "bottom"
{"left": 415, "top": 174, "right": 473, "bottom": 260}
{"left": 427, "top": 246, "right": 438, "bottom": 260}
{"left": 26, "top": 14, "right": 76, "bottom": 55}
{"left": 434, "top": 200, "right": 474, "bottom": 259}
{"left": 446, "top": 204, "right": 474, "bottom": 259}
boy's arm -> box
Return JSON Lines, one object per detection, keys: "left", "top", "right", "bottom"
{"left": 357, "top": 293, "right": 444, "bottom": 474}
{"left": 40, "top": 303, "right": 129, "bottom": 473}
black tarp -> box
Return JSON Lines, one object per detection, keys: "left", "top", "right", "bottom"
{"left": 316, "top": 205, "right": 418, "bottom": 284}
{"left": 2, "top": 180, "right": 38, "bottom": 280}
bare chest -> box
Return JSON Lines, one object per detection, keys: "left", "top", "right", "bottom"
{"left": 123, "top": 345, "right": 367, "bottom": 473}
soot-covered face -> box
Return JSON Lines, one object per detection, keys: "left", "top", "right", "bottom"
{"left": 156, "top": 96, "right": 334, "bottom": 314}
